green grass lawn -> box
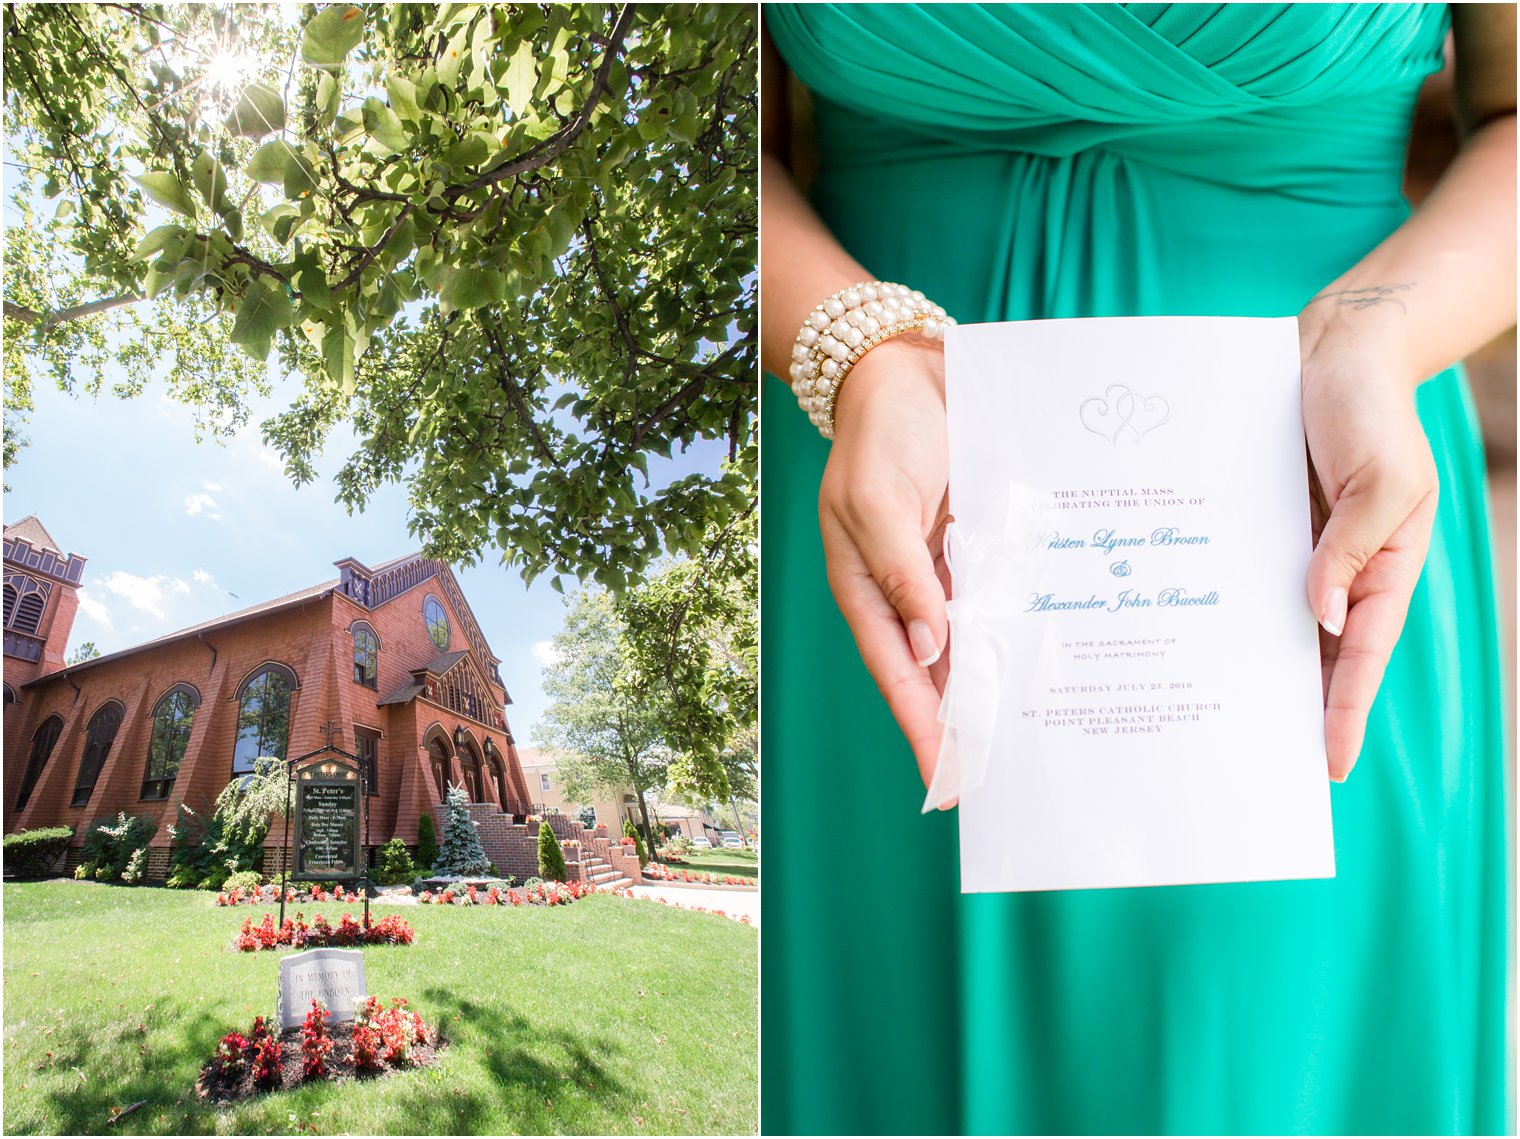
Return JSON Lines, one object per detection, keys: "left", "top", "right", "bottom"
{"left": 3, "top": 881, "right": 756, "bottom": 1135}
{"left": 660, "top": 849, "right": 758, "bottom": 883}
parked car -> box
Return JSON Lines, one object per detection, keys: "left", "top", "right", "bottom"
{"left": 691, "top": 836, "right": 713, "bottom": 849}
{"left": 720, "top": 831, "right": 744, "bottom": 849}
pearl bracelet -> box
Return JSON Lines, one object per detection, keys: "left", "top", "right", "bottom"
{"left": 787, "top": 281, "right": 954, "bottom": 439}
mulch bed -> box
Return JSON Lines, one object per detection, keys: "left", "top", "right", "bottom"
{"left": 195, "top": 1022, "right": 444, "bottom": 1103}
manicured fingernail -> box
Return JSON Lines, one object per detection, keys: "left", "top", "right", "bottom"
{"left": 1321, "top": 587, "right": 1347, "bottom": 637}
{"left": 908, "top": 620, "right": 941, "bottom": 667}
{"left": 937, "top": 797, "right": 958, "bottom": 812}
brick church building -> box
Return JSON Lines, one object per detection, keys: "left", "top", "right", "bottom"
{"left": 2, "top": 515, "right": 578, "bottom": 881}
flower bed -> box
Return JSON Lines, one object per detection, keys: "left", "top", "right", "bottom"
{"left": 234, "top": 912, "right": 415, "bottom": 952}
{"left": 216, "top": 883, "right": 365, "bottom": 907}
{"left": 417, "top": 880, "right": 591, "bottom": 907}
{"left": 197, "top": 999, "right": 439, "bottom": 1103}
{"left": 643, "top": 863, "right": 756, "bottom": 886}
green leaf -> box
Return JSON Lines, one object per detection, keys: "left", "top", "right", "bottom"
{"left": 224, "top": 83, "right": 286, "bottom": 138}
{"left": 246, "top": 141, "right": 294, "bottom": 185}
{"left": 315, "top": 71, "right": 341, "bottom": 128}
{"left": 144, "top": 263, "right": 176, "bottom": 299}
{"left": 322, "top": 322, "right": 355, "bottom": 395}
{"left": 131, "top": 224, "right": 187, "bottom": 262}
{"left": 439, "top": 265, "right": 505, "bottom": 313}
{"left": 134, "top": 171, "right": 197, "bottom": 218}
{"left": 503, "top": 39, "right": 537, "bottom": 112}
{"left": 362, "top": 96, "right": 409, "bottom": 154}
{"left": 191, "top": 150, "right": 229, "bottom": 211}
{"left": 385, "top": 74, "right": 419, "bottom": 123}
{"left": 230, "top": 279, "right": 294, "bottom": 351}
{"left": 436, "top": 22, "right": 469, "bottom": 88}
{"left": 302, "top": 4, "right": 365, "bottom": 70}
{"left": 282, "top": 151, "right": 317, "bottom": 200}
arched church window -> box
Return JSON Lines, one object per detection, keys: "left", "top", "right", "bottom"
{"left": 72, "top": 700, "right": 124, "bottom": 806}
{"left": 428, "top": 735, "right": 453, "bottom": 801}
{"left": 351, "top": 623, "right": 379, "bottom": 689}
{"left": 16, "top": 714, "right": 63, "bottom": 811}
{"left": 3, "top": 574, "right": 50, "bottom": 635}
{"left": 232, "top": 664, "right": 296, "bottom": 776}
{"left": 489, "top": 755, "right": 510, "bottom": 810}
{"left": 423, "top": 595, "right": 449, "bottom": 650}
{"left": 142, "top": 685, "right": 198, "bottom": 799}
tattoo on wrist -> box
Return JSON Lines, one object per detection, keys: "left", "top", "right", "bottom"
{"left": 1310, "top": 282, "right": 1415, "bottom": 313}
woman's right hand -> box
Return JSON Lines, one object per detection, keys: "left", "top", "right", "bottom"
{"left": 818, "top": 334, "right": 953, "bottom": 791}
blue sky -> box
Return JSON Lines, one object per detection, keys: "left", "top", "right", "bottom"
{"left": 6, "top": 368, "right": 727, "bottom": 740}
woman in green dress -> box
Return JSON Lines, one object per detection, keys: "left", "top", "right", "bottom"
{"left": 760, "top": 5, "right": 1512, "bottom": 1134}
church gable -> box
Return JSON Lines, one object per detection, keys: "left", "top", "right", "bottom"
{"left": 332, "top": 553, "right": 504, "bottom": 692}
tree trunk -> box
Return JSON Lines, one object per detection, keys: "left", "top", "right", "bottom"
{"left": 729, "top": 793, "right": 749, "bottom": 848}
{"left": 635, "top": 790, "right": 657, "bottom": 862}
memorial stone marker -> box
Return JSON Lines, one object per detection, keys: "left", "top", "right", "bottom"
{"left": 277, "top": 948, "right": 367, "bottom": 1031}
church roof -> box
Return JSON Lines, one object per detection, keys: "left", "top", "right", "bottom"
{"left": 5, "top": 515, "right": 63, "bottom": 555}
{"left": 420, "top": 650, "right": 471, "bottom": 675}
{"left": 374, "top": 650, "right": 474, "bottom": 707}
{"left": 21, "top": 579, "right": 337, "bottom": 688}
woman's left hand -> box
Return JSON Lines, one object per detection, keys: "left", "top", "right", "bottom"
{"left": 1298, "top": 313, "right": 1439, "bottom": 781}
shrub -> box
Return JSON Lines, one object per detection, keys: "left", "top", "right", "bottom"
{"left": 2, "top": 827, "right": 73, "bottom": 878}
{"left": 623, "top": 819, "right": 648, "bottom": 867}
{"left": 374, "top": 838, "right": 416, "bottom": 886}
{"left": 198, "top": 866, "right": 231, "bottom": 891}
{"left": 224, "top": 869, "right": 263, "bottom": 894}
{"left": 120, "top": 847, "right": 149, "bottom": 884}
{"left": 416, "top": 814, "right": 437, "bottom": 871}
{"left": 665, "top": 833, "right": 694, "bottom": 856}
{"left": 165, "top": 780, "right": 271, "bottom": 892}
{"left": 537, "top": 822, "right": 567, "bottom": 882}
{"left": 81, "top": 812, "right": 156, "bottom": 881}
{"left": 434, "top": 785, "right": 491, "bottom": 876}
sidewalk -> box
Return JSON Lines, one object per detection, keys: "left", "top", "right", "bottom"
{"left": 628, "top": 883, "right": 760, "bottom": 927}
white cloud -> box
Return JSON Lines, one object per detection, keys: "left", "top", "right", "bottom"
{"left": 100, "top": 571, "right": 191, "bottom": 619}
{"left": 531, "top": 640, "right": 563, "bottom": 669}
{"left": 75, "top": 589, "right": 112, "bottom": 628}
{"left": 192, "top": 569, "right": 216, "bottom": 587}
{"left": 203, "top": 482, "right": 222, "bottom": 492}
{"left": 184, "top": 492, "right": 221, "bottom": 520}
{"left": 256, "top": 448, "right": 284, "bottom": 473}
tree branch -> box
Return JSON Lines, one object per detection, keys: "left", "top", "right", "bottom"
{"left": 4, "top": 293, "right": 142, "bottom": 332}
{"left": 442, "top": 4, "right": 636, "bottom": 201}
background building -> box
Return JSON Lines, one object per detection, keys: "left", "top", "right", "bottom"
{"left": 515, "top": 746, "right": 641, "bottom": 833}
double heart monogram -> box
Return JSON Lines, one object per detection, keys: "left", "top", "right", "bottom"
{"left": 1078, "top": 384, "right": 1171, "bottom": 447}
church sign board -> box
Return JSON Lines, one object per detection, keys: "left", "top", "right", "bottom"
{"left": 293, "top": 764, "right": 360, "bottom": 880}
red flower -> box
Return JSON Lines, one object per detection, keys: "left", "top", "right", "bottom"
{"left": 300, "top": 1000, "right": 334, "bottom": 1080}
{"left": 251, "top": 1033, "right": 281, "bottom": 1087}
{"left": 213, "top": 1031, "right": 248, "bottom": 1078}
{"left": 352, "top": 1023, "right": 381, "bottom": 1071}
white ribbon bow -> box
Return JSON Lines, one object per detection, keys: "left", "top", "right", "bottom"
{"left": 923, "top": 482, "right": 1057, "bottom": 813}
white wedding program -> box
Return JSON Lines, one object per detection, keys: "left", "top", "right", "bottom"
{"left": 940, "top": 316, "right": 1335, "bottom": 892}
